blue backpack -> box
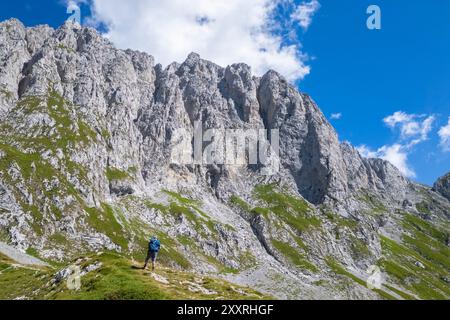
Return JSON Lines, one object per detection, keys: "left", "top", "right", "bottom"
{"left": 149, "top": 238, "right": 160, "bottom": 252}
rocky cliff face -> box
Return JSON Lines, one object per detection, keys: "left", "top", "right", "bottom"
{"left": 0, "top": 19, "right": 449, "bottom": 300}
{"left": 434, "top": 173, "right": 450, "bottom": 202}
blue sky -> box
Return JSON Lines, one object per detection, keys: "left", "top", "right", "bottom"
{"left": 299, "top": 0, "right": 450, "bottom": 185}
{"left": 1, "top": 0, "right": 449, "bottom": 185}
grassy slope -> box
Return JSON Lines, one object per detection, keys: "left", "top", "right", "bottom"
{"left": 0, "top": 252, "right": 269, "bottom": 300}
{"left": 379, "top": 213, "right": 450, "bottom": 300}
{"left": 230, "top": 184, "right": 321, "bottom": 274}
{"left": 231, "top": 185, "right": 450, "bottom": 300}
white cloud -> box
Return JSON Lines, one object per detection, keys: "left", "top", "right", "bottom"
{"left": 356, "top": 145, "right": 378, "bottom": 159}
{"left": 66, "top": 0, "right": 79, "bottom": 9}
{"left": 378, "top": 144, "right": 416, "bottom": 178}
{"left": 438, "top": 117, "right": 450, "bottom": 152}
{"left": 82, "top": 0, "right": 315, "bottom": 81}
{"left": 330, "top": 113, "right": 342, "bottom": 120}
{"left": 383, "top": 111, "right": 435, "bottom": 146}
{"left": 383, "top": 111, "right": 415, "bottom": 128}
{"left": 356, "top": 144, "right": 416, "bottom": 178}
{"left": 62, "top": 0, "right": 89, "bottom": 24}
{"left": 407, "top": 115, "right": 435, "bottom": 147}
{"left": 357, "top": 111, "right": 436, "bottom": 178}
{"left": 63, "top": 0, "right": 88, "bottom": 10}
{"left": 291, "top": 0, "right": 321, "bottom": 31}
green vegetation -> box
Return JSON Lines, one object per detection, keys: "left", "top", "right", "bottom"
{"left": 146, "top": 191, "right": 219, "bottom": 237}
{"left": 145, "top": 200, "right": 206, "bottom": 266}
{"left": 238, "top": 250, "right": 258, "bottom": 270}
{"left": 163, "top": 190, "right": 200, "bottom": 206}
{"left": 2, "top": 90, "right": 97, "bottom": 152}
{"left": 83, "top": 202, "right": 186, "bottom": 270}
{"left": 16, "top": 94, "right": 43, "bottom": 111}
{"left": 403, "top": 234, "right": 449, "bottom": 270}
{"left": 49, "top": 232, "right": 71, "bottom": 247}
{"left": 326, "top": 257, "right": 396, "bottom": 300}
{"left": 178, "top": 236, "right": 255, "bottom": 273}
{"left": 0, "top": 253, "right": 52, "bottom": 300}
{"left": 0, "top": 252, "right": 267, "bottom": 300}
{"left": 401, "top": 213, "right": 450, "bottom": 275}
{"left": 403, "top": 213, "right": 448, "bottom": 244}
{"left": 151, "top": 231, "right": 192, "bottom": 270}
{"left": 128, "top": 166, "right": 138, "bottom": 175}
{"left": 57, "top": 43, "right": 76, "bottom": 54}
{"left": 171, "top": 236, "right": 229, "bottom": 273}
{"left": 358, "top": 191, "right": 387, "bottom": 214}
{"left": 0, "top": 141, "right": 84, "bottom": 234}
{"left": 0, "top": 88, "right": 13, "bottom": 99}
{"left": 349, "top": 236, "right": 371, "bottom": 259}
{"left": 0, "top": 89, "right": 108, "bottom": 258}
{"left": 177, "top": 235, "right": 194, "bottom": 247}
{"left": 323, "top": 210, "right": 359, "bottom": 229}
{"left": 230, "top": 195, "right": 252, "bottom": 212}
{"left": 0, "top": 227, "right": 9, "bottom": 243}
{"left": 47, "top": 90, "right": 97, "bottom": 149}
{"left": 379, "top": 233, "right": 450, "bottom": 300}
{"left": 146, "top": 201, "right": 213, "bottom": 236}
{"left": 254, "top": 184, "right": 320, "bottom": 232}
{"left": 145, "top": 192, "right": 250, "bottom": 271}
{"left": 106, "top": 167, "right": 131, "bottom": 182}
{"left": 101, "top": 128, "right": 111, "bottom": 140}
{"left": 383, "top": 284, "right": 416, "bottom": 300}
{"left": 254, "top": 184, "right": 310, "bottom": 213}
{"left": 0, "top": 90, "right": 95, "bottom": 198}
{"left": 25, "top": 247, "right": 40, "bottom": 258}
{"left": 229, "top": 186, "right": 321, "bottom": 273}
{"left": 78, "top": 120, "right": 98, "bottom": 141}
{"left": 247, "top": 184, "right": 321, "bottom": 233}
{"left": 415, "top": 201, "right": 432, "bottom": 216}
{"left": 85, "top": 204, "right": 130, "bottom": 250}
{"left": 0, "top": 143, "right": 55, "bottom": 180}
{"left": 271, "top": 240, "right": 317, "bottom": 272}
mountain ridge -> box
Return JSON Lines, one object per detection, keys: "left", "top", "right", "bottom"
{"left": 0, "top": 18, "right": 449, "bottom": 300}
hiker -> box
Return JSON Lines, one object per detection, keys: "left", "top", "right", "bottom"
{"left": 144, "top": 236, "right": 161, "bottom": 271}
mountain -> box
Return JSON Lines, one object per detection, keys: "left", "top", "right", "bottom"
{"left": 0, "top": 19, "right": 449, "bottom": 300}
{"left": 434, "top": 173, "right": 450, "bottom": 202}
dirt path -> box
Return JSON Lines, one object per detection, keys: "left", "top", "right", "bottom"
{"left": 0, "top": 242, "right": 48, "bottom": 266}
